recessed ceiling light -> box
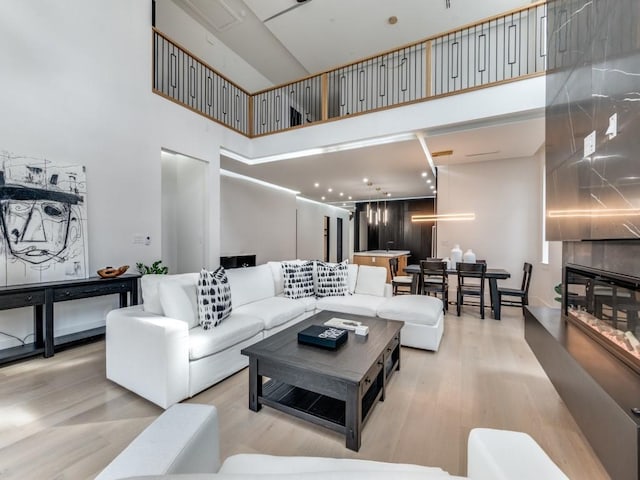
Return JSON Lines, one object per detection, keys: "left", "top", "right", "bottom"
{"left": 339, "top": 192, "right": 344, "bottom": 196}
{"left": 421, "top": 172, "right": 427, "bottom": 177}
{"left": 348, "top": 196, "right": 352, "bottom": 200}
{"left": 387, "top": 193, "right": 391, "bottom": 197}
{"left": 314, "top": 182, "right": 319, "bottom": 188}
{"left": 342, "top": 203, "right": 346, "bottom": 206}
{"left": 426, "top": 179, "right": 432, "bottom": 184}
{"left": 328, "top": 188, "right": 333, "bottom": 192}
{"left": 362, "top": 178, "right": 368, "bottom": 183}
{"left": 433, "top": 190, "right": 437, "bottom": 194}
{"left": 321, "top": 196, "right": 326, "bottom": 200}
{"left": 430, "top": 185, "right": 435, "bottom": 190}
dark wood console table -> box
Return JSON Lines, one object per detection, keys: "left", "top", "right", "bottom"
{"left": 0, "top": 274, "right": 140, "bottom": 365}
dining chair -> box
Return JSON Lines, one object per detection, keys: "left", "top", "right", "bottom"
{"left": 456, "top": 262, "right": 487, "bottom": 319}
{"left": 420, "top": 260, "right": 448, "bottom": 312}
{"left": 389, "top": 257, "right": 412, "bottom": 295}
{"left": 497, "top": 262, "right": 533, "bottom": 315}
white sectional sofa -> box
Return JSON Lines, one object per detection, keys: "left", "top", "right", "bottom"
{"left": 96, "top": 404, "right": 569, "bottom": 480}
{"left": 106, "top": 261, "right": 395, "bottom": 409}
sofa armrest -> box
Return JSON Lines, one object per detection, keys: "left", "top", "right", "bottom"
{"left": 467, "top": 428, "right": 569, "bottom": 480}
{"left": 95, "top": 404, "right": 220, "bottom": 480}
{"left": 383, "top": 283, "right": 393, "bottom": 297}
{"left": 106, "top": 306, "right": 190, "bottom": 409}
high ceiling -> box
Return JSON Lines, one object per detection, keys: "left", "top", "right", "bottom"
{"left": 167, "top": 0, "right": 544, "bottom": 206}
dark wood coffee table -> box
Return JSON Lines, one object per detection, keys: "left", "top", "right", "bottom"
{"left": 241, "top": 310, "right": 403, "bottom": 451}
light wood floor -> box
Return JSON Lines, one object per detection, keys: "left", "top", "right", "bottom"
{"left": 0, "top": 308, "right": 610, "bottom": 479}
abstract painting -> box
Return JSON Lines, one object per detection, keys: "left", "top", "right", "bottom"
{"left": 0, "top": 151, "right": 88, "bottom": 286}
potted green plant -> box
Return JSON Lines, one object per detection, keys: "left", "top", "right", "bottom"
{"left": 136, "top": 260, "right": 169, "bottom": 275}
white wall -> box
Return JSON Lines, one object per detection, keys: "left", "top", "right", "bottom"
{"left": 296, "top": 198, "right": 350, "bottom": 262}
{"left": 219, "top": 175, "right": 350, "bottom": 264}
{"left": 0, "top": 0, "right": 230, "bottom": 348}
{"left": 220, "top": 175, "right": 297, "bottom": 263}
{"left": 437, "top": 155, "right": 540, "bottom": 300}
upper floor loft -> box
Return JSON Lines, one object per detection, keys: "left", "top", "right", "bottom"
{"left": 152, "top": 1, "right": 550, "bottom": 139}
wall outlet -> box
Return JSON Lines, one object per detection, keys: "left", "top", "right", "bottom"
{"left": 584, "top": 130, "right": 596, "bottom": 157}
{"left": 606, "top": 113, "right": 617, "bottom": 139}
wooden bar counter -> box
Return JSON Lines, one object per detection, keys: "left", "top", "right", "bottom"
{"left": 352, "top": 250, "right": 410, "bottom": 283}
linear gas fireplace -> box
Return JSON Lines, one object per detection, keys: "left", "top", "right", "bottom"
{"left": 564, "top": 264, "right": 640, "bottom": 375}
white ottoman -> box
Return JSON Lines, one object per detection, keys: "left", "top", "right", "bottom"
{"left": 377, "top": 295, "right": 444, "bottom": 351}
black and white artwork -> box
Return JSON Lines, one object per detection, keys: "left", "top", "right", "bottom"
{"left": 0, "top": 151, "right": 88, "bottom": 286}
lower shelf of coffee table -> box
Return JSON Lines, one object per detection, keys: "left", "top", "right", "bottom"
{"left": 260, "top": 380, "right": 346, "bottom": 433}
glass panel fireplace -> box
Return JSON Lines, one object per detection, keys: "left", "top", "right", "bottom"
{"left": 564, "top": 264, "right": 640, "bottom": 375}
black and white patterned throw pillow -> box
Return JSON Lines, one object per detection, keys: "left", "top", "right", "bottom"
{"left": 315, "top": 260, "right": 350, "bottom": 297}
{"left": 197, "top": 267, "right": 232, "bottom": 329}
{"left": 282, "top": 261, "right": 315, "bottom": 299}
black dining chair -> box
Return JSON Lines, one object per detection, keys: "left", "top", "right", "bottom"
{"left": 420, "top": 260, "right": 448, "bottom": 312}
{"left": 456, "top": 262, "right": 487, "bottom": 319}
{"left": 389, "top": 257, "right": 412, "bottom": 295}
{"left": 497, "top": 262, "right": 533, "bottom": 315}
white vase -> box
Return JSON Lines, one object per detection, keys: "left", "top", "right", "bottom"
{"left": 463, "top": 249, "right": 476, "bottom": 263}
{"left": 450, "top": 244, "right": 463, "bottom": 266}
{"left": 442, "top": 257, "right": 452, "bottom": 269}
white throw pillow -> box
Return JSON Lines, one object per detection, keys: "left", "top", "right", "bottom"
{"left": 282, "top": 261, "right": 315, "bottom": 299}
{"left": 354, "top": 265, "right": 387, "bottom": 297}
{"left": 197, "top": 267, "right": 232, "bottom": 329}
{"left": 158, "top": 279, "right": 199, "bottom": 329}
{"left": 315, "top": 260, "right": 350, "bottom": 297}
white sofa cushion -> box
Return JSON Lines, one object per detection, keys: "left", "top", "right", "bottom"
{"left": 158, "top": 274, "right": 200, "bottom": 329}
{"left": 267, "top": 261, "right": 285, "bottom": 295}
{"left": 226, "top": 264, "right": 276, "bottom": 307}
{"left": 188, "top": 313, "right": 264, "bottom": 360}
{"left": 234, "top": 296, "right": 306, "bottom": 330}
{"left": 197, "top": 267, "right": 232, "bottom": 329}
{"left": 354, "top": 265, "right": 387, "bottom": 297}
{"left": 316, "top": 294, "right": 387, "bottom": 317}
{"left": 377, "top": 295, "right": 443, "bottom": 326}
{"left": 142, "top": 273, "right": 199, "bottom": 315}
{"left": 347, "top": 263, "right": 358, "bottom": 293}
{"left": 220, "top": 454, "right": 451, "bottom": 477}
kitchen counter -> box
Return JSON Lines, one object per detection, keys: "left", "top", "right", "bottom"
{"left": 352, "top": 250, "right": 411, "bottom": 282}
{"left": 353, "top": 250, "right": 411, "bottom": 257}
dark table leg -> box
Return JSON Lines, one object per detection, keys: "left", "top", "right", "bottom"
{"left": 489, "top": 278, "right": 501, "bottom": 320}
{"left": 345, "top": 384, "right": 362, "bottom": 451}
{"left": 33, "top": 304, "right": 44, "bottom": 349}
{"left": 119, "top": 291, "right": 128, "bottom": 308}
{"left": 131, "top": 278, "right": 139, "bottom": 305}
{"left": 248, "top": 357, "right": 262, "bottom": 412}
{"left": 44, "top": 289, "right": 54, "bottom": 357}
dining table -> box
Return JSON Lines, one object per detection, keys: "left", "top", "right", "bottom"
{"left": 404, "top": 264, "right": 511, "bottom": 320}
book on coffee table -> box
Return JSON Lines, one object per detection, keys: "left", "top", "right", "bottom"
{"left": 297, "top": 325, "right": 348, "bottom": 350}
{"left": 324, "top": 317, "right": 363, "bottom": 331}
